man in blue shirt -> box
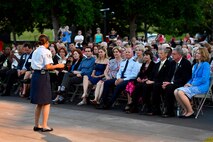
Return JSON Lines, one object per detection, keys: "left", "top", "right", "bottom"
{"left": 58, "top": 47, "right": 95, "bottom": 93}
{"left": 98, "top": 47, "right": 140, "bottom": 109}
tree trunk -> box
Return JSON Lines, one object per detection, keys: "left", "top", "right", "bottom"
{"left": 129, "top": 15, "right": 137, "bottom": 39}
{"left": 144, "top": 22, "right": 148, "bottom": 41}
{"left": 51, "top": 8, "right": 59, "bottom": 42}
{"left": 12, "top": 27, "right": 16, "bottom": 43}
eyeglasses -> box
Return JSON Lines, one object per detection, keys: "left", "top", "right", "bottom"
{"left": 85, "top": 50, "right": 91, "bottom": 52}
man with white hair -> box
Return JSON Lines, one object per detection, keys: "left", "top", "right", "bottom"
{"left": 98, "top": 47, "right": 140, "bottom": 109}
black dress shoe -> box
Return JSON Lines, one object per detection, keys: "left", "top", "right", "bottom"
{"left": 146, "top": 111, "right": 161, "bottom": 116}
{"left": 178, "top": 115, "right": 185, "bottom": 118}
{"left": 96, "top": 104, "right": 111, "bottom": 110}
{"left": 33, "top": 126, "right": 43, "bottom": 131}
{"left": 41, "top": 128, "right": 53, "bottom": 132}
{"left": 161, "top": 113, "right": 175, "bottom": 118}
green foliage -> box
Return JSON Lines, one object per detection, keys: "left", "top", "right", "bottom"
{"left": 156, "top": 0, "right": 205, "bottom": 36}
{"left": 1, "top": 0, "right": 213, "bottom": 41}
{"left": 0, "top": 0, "right": 35, "bottom": 35}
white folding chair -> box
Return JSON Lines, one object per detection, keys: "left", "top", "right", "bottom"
{"left": 193, "top": 76, "right": 213, "bottom": 119}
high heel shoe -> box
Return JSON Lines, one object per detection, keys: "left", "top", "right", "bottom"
{"left": 41, "top": 127, "right": 53, "bottom": 132}
{"left": 182, "top": 113, "right": 195, "bottom": 119}
{"left": 33, "top": 126, "right": 43, "bottom": 131}
{"left": 19, "top": 93, "right": 26, "bottom": 98}
{"left": 125, "top": 103, "right": 133, "bottom": 111}
{"left": 90, "top": 100, "right": 97, "bottom": 105}
{"left": 77, "top": 100, "right": 87, "bottom": 106}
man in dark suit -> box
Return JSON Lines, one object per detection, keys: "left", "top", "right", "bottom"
{"left": 142, "top": 47, "right": 171, "bottom": 115}
{"left": 161, "top": 46, "right": 192, "bottom": 117}
{"left": 2, "top": 43, "right": 33, "bottom": 96}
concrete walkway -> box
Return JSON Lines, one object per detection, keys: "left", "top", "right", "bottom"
{"left": 0, "top": 97, "right": 212, "bottom": 142}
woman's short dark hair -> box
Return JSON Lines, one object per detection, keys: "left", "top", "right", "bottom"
{"left": 144, "top": 50, "right": 153, "bottom": 60}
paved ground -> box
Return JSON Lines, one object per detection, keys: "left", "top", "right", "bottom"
{"left": 0, "top": 96, "right": 213, "bottom": 142}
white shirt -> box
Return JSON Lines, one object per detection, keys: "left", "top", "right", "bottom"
{"left": 116, "top": 57, "right": 140, "bottom": 81}
{"left": 74, "top": 35, "right": 84, "bottom": 47}
{"left": 31, "top": 45, "right": 53, "bottom": 70}
{"left": 158, "top": 59, "right": 167, "bottom": 71}
{"left": 11, "top": 53, "right": 21, "bottom": 69}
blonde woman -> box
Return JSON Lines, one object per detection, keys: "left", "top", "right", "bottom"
{"left": 134, "top": 44, "right": 145, "bottom": 64}
{"left": 78, "top": 47, "right": 109, "bottom": 105}
{"left": 90, "top": 46, "right": 122, "bottom": 105}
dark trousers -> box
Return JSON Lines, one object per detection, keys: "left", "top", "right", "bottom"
{"left": 163, "top": 84, "right": 179, "bottom": 115}
{"left": 101, "top": 78, "right": 116, "bottom": 105}
{"left": 102, "top": 79, "right": 129, "bottom": 106}
{"left": 132, "top": 82, "right": 149, "bottom": 105}
{"left": 135, "top": 83, "right": 153, "bottom": 112}
{"left": 5, "top": 69, "right": 18, "bottom": 95}
{"left": 61, "top": 72, "right": 83, "bottom": 89}
{"left": 151, "top": 83, "right": 164, "bottom": 113}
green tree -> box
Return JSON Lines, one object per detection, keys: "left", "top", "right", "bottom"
{"left": 106, "top": 0, "right": 159, "bottom": 38}
{"left": 201, "top": 0, "right": 213, "bottom": 39}
{"left": 156, "top": 0, "right": 205, "bottom": 36}
{"left": 0, "top": 0, "right": 35, "bottom": 42}
{"left": 31, "top": 0, "right": 97, "bottom": 41}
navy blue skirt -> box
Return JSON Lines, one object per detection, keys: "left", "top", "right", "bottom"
{"left": 30, "top": 70, "right": 52, "bottom": 104}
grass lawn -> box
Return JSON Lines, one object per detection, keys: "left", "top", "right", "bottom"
{"left": 11, "top": 28, "right": 184, "bottom": 43}
{"left": 204, "top": 137, "right": 213, "bottom": 142}
{"left": 11, "top": 29, "right": 54, "bottom": 42}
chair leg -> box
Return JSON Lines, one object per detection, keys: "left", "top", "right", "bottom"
{"left": 195, "top": 96, "right": 207, "bottom": 119}
{"left": 70, "top": 86, "right": 80, "bottom": 102}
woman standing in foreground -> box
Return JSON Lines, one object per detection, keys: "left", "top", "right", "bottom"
{"left": 30, "top": 34, "right": 64, "bottom": 132}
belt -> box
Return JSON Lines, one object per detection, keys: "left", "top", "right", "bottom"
{"left": 34, "top": 70, "right": 48, "bottom": 75}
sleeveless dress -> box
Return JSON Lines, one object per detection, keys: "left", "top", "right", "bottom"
{"left": 95, "top": 34, "right": 102, "bottom": 44}
{"left": 88, "top": 63, "right": 107, "bottom": 85}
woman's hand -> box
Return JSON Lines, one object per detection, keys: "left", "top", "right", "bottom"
{"left": 146, "top": 80, "right": 154, "bottom": 84}
{"left": 184, "top": 84, "right": 192, "bottom": 87}
{"left": 105, "top": 76, "right": 111, "bottom": 80}
{"left": 137, "top": 77, "right": 142, "bottom": 83}
{"left": 115, "top": 78, "right": 123, "bottom": 86}
{"left": 91, "top": 73, "right": 95, "bottom": 78}
{"left": 57, "top": 63, "right": 65, "bottom": 69}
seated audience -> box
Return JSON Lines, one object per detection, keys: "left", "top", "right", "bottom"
{"left": 53, "top": 49, "right": 83, "bottom": 103}
{"left": 55, "top": 47, "right": 95, "bottom": 102}
{"left": 140, "top": 48, "right": 171, "bottom": 115}
{"left": 125, "top": 50, "right": 155, "bottom": 113}
{"left": 174, "top": 47, "right": 210, "bottom": 118}
{"left": 161, "top": 46, "right": 192, "bottom": 117}
{"left": 90, "top": 46, "right": 122, "bottom": 105}
{"left": 77, "top": 47, "right": 109, "bottom": 105}
{"left": 97, "top": 47, "right": 140, "bottom": 109}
